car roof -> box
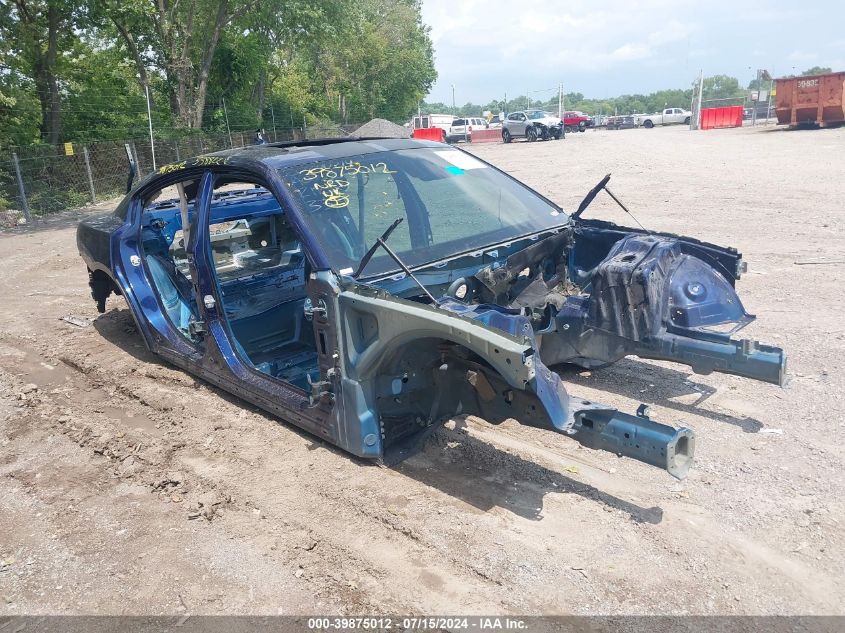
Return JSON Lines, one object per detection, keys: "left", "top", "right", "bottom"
{"left": 204, "top": 137, "right": 443, "bottom": 169}
{"left": 134, "top": 137, "right": 449, "bottom": 195}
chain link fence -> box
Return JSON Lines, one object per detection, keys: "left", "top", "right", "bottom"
{"left": 0, "top": 122, "right": 361, "bottom": 224}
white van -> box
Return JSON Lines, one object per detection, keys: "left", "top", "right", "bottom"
{"left": 410, "top": 113, "right": 455, "bottom": 141}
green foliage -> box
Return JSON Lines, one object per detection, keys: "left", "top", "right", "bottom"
{"left": 294, "top": 0, "right": 436, "bottom": 123}
{"left": 801, "top": 66, "right": 833, "bottom": 76}
{"left": 699, "top": 75, "right": 742, "bottom": 101}
{"left": 0, "top": 0, "right": 436, "bottom": 214}
{"left": 0, "top": 0, "right": 436, "bottom": 147}
{"left": 424, "top": 86, "right": 697, "bottom": 118}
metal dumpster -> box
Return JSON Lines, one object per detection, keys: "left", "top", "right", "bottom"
{"left": 775, "top": 72, "right": 845, "bottom": 127}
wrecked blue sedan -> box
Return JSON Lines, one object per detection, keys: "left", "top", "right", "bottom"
{"left": 77, "top": 138, "right": 785, "bottom": 479}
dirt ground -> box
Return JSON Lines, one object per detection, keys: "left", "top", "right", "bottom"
{"left": 1, "top": 125, "right": 843, "bottom": 616}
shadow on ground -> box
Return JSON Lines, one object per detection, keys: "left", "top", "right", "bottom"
{"left": 395, "top": 419, "right": 663, "bottom": 524}
{"left": 94, "top": 308, "right": 664, "bottom": 524}
{"left": 556, "top": 359, "right": 764, "bottom": 433}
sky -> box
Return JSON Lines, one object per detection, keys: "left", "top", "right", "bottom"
{"left": 420, "top": 0, "right": 845, "bottom": 105}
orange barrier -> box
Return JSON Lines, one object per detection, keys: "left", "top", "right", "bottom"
{"left": 469, "top": 128, "right": 502, "bottom": 143}
{"left": 411, "top": 127, "right": 445, "bottom": 142}
{"left": 700, "top": 106, "right": 743, "bottom": 130}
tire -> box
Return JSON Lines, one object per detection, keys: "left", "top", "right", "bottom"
{"left": 579, "top": 123, "right": 586, "bottom": 132}
{"left": 684, "top": 116, "right": 690, "bottom": 124}
{"left": 540, "top": 127, "right": 549, "bottom": 141}
{"left": 526, "top": 126, "right": 537, "bottom": 142}
{"left": 552, "top": 130, "right": 561, "bottom": 140}
{"left": 643, "top": 120, "right": 654, "bottom": 129}
{"left": 502, "top": 129, "right": 512, "bottom": 143}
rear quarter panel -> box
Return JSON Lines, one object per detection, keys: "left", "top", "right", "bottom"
{"left": 77, "top": 212, "right": 124, "bottom": 274}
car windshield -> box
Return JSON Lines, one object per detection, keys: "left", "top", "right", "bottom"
{"left": 527, "top": 111, "right": 548, "bottom": 120}
{"left": 278, "top": 147, "right": 566, "bottom": 277}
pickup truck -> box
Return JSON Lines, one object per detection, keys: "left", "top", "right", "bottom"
{"left": 562, "top": 111, "right": 592, "bottom": 132}
{"left": 638, "top": 108, "right": 691, "bottom": 128}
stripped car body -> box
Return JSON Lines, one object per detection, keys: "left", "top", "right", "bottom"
{"left": 77, "top": 138, "right": 785, "bottom": 480}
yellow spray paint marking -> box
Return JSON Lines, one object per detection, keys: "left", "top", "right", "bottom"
{"left": 157, "top": 155, "right": 226, "bottom": 175}
{"left": 158, "top": 161, "right": 187, "bottom": 174}
{"left": 194, "top": 156, "right": 225, "bottom": 167}
{"left": 297, "top": 161, "right": 397, "bottom": 210}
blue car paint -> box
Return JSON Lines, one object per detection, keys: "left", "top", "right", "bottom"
{"left": 76, "top": 138, "right": 786, "bottom": 479}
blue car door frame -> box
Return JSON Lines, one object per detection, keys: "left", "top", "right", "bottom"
{"left": 191, "top": 169, "right": 336, "bottom": 443}
{"left": 127, "top": 169, "right": 213, "bottom": 368}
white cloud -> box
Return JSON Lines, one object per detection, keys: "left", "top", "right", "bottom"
{"left": 788, "top": 50, "right": 817, "bottom": 62}
{"left": 420, "top": 0, "right": 843, "bottom": 103}
{"left": 609, "top": 44, "right": 652, "bottom": 62}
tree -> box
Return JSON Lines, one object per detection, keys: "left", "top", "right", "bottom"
{"left": 3, "top": 0, "right": 78, "bottom": 144}
{"left": 700, "top": 75, "right": 743, "bottom": 101}
{"left": 103, "top": 0, "right": 243, "bottom": 128}
{"left": 304, "top": 0, "right": 436, "bottom": 122}
{"left": 0, "top": 0, "right": 436, "bottom": 145}
{"left": 802, "top": 66, "right": 832, "bottom": 76}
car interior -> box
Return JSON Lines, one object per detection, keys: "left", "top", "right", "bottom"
{"left": 140, "top": 178, "right": 319, "bottom": 391}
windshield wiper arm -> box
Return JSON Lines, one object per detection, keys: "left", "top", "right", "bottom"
{"left": 353, "top": 217, "right": 404, "bottom": 277}
{"left": 352, "top": 218, "right": 439, "bottom": 306}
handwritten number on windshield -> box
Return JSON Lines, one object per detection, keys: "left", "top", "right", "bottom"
{"left": 297, "top": 161, "right": 396, "bottom": 209}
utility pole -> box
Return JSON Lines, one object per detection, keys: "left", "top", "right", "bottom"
{"left": 504, "top": 92, "right": 507, "bottom": 117}
{"left": 752, "top": 68, "right": 761, "bottom": 126}
{"left": 222, "top": 97, "right": 233, "bottom": 147}
{"left": 527, "top": 90, "right": 530, "bottom": 110}
{"left": 695, "top": 70, "right": 704, "bottom": 129}
{"left": 558, "top": 83, "right": 562, "bottom": 119}
{"left": 561, "top": 85, "right": 566, "bottom": 139}
{"left": 689, "top": 75, "right": 697, "bottom": 128}
{"left": 451, "top": 84, "right": 456, "bottom": 115}
{"left": 270, "top": 104, "right": 277, "bottom": 141}
{"left": 145, "top": 85, "right": 156, "bottom": 170}
{"left": 689, "top": 69, "right": 703, "bottom": 130}
{"left": 766, "top": 77, "right": 774, "bottom": 121}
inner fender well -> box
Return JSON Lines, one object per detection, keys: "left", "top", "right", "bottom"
{"left": 369, "top": 337, "right": 555, "bottom": 452}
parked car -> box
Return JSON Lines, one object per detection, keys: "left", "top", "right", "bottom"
{"left": 77, "top": 139, "right": 785, "bottom": 479}
{"left": 607, "top": 115, "right": 637, "bottom": 129}
{"left": 637, "top": 108, "right": 692, "bottom": 128}
{"left": 743, "top": 103, "right": 775, "bottom": 120}
{"left": 410, "top": 113, "right": 454, "bottom": 142}
{"left": 562, "top": 111, "right": 592, "bottom": 132}
{"left": 502, "top": 110, "right": 562, "bottom": 142}
{"left": 447, "top": 117, "right": 488, "bottom": 142}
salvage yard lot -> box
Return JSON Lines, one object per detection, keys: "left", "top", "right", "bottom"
{"left": 1, "top": 125, "right": 843, "bottom": 615}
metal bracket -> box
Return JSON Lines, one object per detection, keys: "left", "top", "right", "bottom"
{"left": 188, "top": 320, "right": 207, "bottom": 339}
{"left": 303, "top": 298, "right": 327, "bottom": 321}
{"left": 307, "top": 369, "right": 335, "bottom": 406}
